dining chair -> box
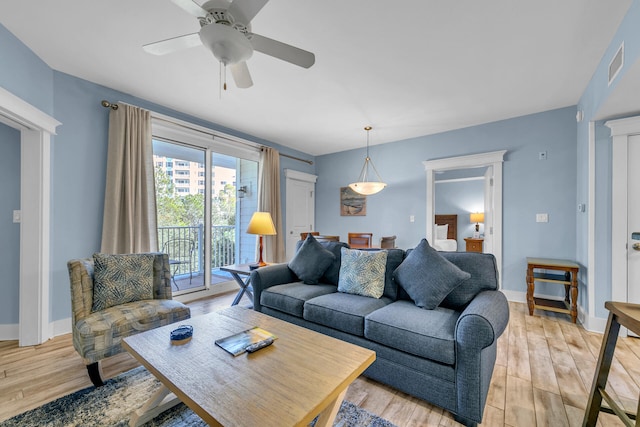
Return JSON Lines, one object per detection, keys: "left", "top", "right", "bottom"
{"left": 300, "top": 231, "right": 320, "bottom": 240}
{"left": 315, "top": 235, "right": 340, "bottom": 242}
{"left": 380, "top": 235, "right": 397, "bottom": 249}
{"left": 348, "top": 232, "right": 373, "bottom": 248}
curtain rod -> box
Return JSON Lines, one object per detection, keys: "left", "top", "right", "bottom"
{"left": 100, "top": 99, "right": 313, "bottom": 165}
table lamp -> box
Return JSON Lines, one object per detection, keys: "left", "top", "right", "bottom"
{"left": 470, "top": 212, "right": 484, "bottom": 235}
{"left": 246, "top": 211, "right": 277, "bottom": 268}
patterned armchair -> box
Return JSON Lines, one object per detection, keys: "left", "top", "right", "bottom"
{"left": 68, "top": 252, "right": 191, "bottom": 386}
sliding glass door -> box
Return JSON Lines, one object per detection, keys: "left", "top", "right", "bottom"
{"left": 152, "top": 121, "right": 260, "bottom": 295}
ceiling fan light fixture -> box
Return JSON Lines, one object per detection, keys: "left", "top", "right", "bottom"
{"left": 199, "top": 23, "right": 253, "bottom": 65}
{"left": 348, "top": 126, "right": 386, "bottom": 196}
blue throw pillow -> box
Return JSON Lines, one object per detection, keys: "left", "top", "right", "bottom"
{"left": 393, "top": 239, "right": 471, "bottom": 309}
{"left": 338, "top": 248, "right": 388, "bottom": 298}
{"left": 288, "top": 234, "right": 336, "bottom": 284}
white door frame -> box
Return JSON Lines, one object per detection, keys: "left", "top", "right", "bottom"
{"left": 424, "top": 150, "right": 506, "bottom": 287}
{"left": 607, "top": 116, "right": 640, "bottom": 305}
{"left": 0, "top": 87, "right": 61, "bottom": 345}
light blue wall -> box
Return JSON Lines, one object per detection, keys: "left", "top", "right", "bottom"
{"left": 0, "top": 22, "right": 315, "bottom": 325}
{"left": 0, "top": 24, "right": 53, "bottom": 115}
{"left": 435, "top": 179, "right": 485, "bottom": 249}
{"left": 315, "top": 107, "right": 578, "bottom": 295}
{"left": 577, "top": 0, "right": 640, "bottom": 319}
{"left": 0, "top": 123, "right": 20, "bottom": 324}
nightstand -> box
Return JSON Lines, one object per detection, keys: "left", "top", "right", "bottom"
{"left": 464, "top": 238, "right": 484, "bottom": 253}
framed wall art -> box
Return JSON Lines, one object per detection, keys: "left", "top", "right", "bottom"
{"left": 340, "top": 187, "right": 366, "bottom": 216}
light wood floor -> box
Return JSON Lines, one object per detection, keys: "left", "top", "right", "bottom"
{"left": 0, "top": 295, "right": 637, "bottom": 426}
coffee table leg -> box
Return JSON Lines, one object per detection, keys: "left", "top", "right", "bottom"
{"left": 313, "top": 388, "right": 348, "bottom": 427}
{"left": 129, "top": 384, "right": 181, "bottom": 427}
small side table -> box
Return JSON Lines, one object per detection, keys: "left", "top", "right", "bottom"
{"left": 583, "top": 301, "right": 640, "bottom": 426}
{"left": 464, "top": 238, "right": 484, "bottom": 253}
{"left": 526, "top": 257, "right": 579, "bottom": 323}
{"left": 220, "top": 264, "right": 256, "bottom": 306}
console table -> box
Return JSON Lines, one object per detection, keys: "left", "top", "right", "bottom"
{"left": 526, "top": 257, "right": 579, "bottom": 323}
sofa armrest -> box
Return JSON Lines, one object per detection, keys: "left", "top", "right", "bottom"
{"left": 250, "top": 263, "right": 298, "bottom": 311}
{"left": 456, "top": 290, "right": 509, "bottom": 350}
{"left": 453, "top": 290, "right": 509, "bottom": 424}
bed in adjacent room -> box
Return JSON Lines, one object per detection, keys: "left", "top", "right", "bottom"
{"left": 433, "top": 214, "right": 458, "bottom": 251}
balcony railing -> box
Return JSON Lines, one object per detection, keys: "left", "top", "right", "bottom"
{"left": 158, "top": 225, "right": 235, "bottom": 281}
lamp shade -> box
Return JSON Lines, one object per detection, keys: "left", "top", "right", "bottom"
{"left": 470, "top": 212, "right": 484, "bottom": 224}
{"left": 246, "top": 212, "right": 277, "bottom": 235}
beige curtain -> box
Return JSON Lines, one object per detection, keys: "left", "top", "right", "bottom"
{"left": 100, "top": 104, "right": 158, "bottom": 254}
{"left": 259, "top": 147, "right": 285, "bottom": 263}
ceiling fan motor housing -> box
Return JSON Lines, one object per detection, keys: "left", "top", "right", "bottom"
{"left": 199, "top": 22, "right": 253, "bottom": 65}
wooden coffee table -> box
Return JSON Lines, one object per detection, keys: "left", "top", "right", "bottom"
{"left": 122, "top": 306, "right": 375, "bottom": 427}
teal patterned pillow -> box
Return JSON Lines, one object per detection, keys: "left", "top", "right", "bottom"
{"left": 91, "top": 253, "right": 156, "bottom": 312}
{"left": 338, "top": 248, "right": 388, "bottom": 298}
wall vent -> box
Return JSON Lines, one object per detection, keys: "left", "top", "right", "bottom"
{"left": 608, "top": 42, "right": 624, "bottom": 86}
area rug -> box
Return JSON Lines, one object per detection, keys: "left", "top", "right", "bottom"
{"left": 2, "top": 367, "right": 396, "bottom": 427}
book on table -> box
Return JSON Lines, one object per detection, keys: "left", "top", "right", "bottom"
{"left": 215, "top": 326, "right": 277, "bottom": 356}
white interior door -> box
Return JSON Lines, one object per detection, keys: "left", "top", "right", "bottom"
{"left": 627, "top": 135, "right": 640, "bottom": 306}
{"left": 285, "top": 170, "right": 317, "bottom": 260}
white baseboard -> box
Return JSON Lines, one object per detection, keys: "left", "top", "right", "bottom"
{"left": 174, "top": 280, "right": 239, "bottom": 304}
{"left": 501, "top": 289, "right": 607, "bottom": 334}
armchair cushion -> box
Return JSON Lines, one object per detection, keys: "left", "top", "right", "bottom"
{"left": 91, "top": 253, "right": 156, "bottom": 312}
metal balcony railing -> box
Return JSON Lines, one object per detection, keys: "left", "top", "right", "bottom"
{"left": 158, "top": 225, "right": 235, "bottom": 280}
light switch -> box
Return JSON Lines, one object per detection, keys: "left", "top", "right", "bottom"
{"left": 536, "top": 213, "right": 548, "bottom": 223}
{"left": 13, "top": 210, "right": 21, "bottom": 223}
{"left": 409, "top": 215, "right": 415, "bottom": 223}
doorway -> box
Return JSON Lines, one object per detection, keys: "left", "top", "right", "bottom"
{"left": 284, "top": 169, "right": 317, "bottom": 260}
{"left": 424, "top": 150, "right": 506, "bottom": 287}
{"left": 608, "top": 116, "right": 640, "bottom": 310}
{"left": 0, "top": 86, "right": 61, "bottom": 345}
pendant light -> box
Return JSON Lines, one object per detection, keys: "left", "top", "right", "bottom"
{"left": 349, "top": 126, "right": 386, "bottom": 195}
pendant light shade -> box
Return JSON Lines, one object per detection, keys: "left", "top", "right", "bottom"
{"left": 348, "top": 126, "right": 386, "bottom": 195}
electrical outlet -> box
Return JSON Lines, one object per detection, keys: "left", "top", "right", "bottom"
{"left": 538, "top": 151, "right": 547, "bottom": 160}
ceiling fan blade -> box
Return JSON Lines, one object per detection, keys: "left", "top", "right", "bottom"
{"left": 250, "top": 34, "right": 315, "bottom": 68}
{"left": 230, "top": 61, "right": 254, "bottom": 88}
{"left": 228, "top": 0, "right": 269, "bottom": 24}
{"left": 171, "top": 0, "right": 208, "bottom": 17}
{"left": 143, "top": 33, "right": 202, "bottom": 55}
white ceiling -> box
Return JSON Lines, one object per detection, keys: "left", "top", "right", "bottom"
{"left": 0, "top": 1, "right": 632, "bottom": 156}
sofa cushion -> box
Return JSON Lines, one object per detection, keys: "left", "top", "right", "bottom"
{"left": 359, "top": 248, "right": 405, "bottom": 300}
{"left": 393, "top": 239, "right": 470, "bottom": 309}
{"left": 364, "top": 300, "right": 460, "bottom": 365}
{"left": 338, "top": 248, "right": 387, "bottom": 298}
{"left": 288, "top": 234, "right": 336, "bottom": 284}
{"left": 304, "top": 292, "right": 391, "bottom": 336}
{"left": 439, "top": 252, "right": 500, "bottom": 309}
{"left": 91, "top": 253, "right": 156, "bottom": 312}
{"left": 260, "top": 282, "right": 337, "bottom": 317}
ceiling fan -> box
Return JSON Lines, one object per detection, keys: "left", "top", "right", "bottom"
{"left": 143, "top": 0, "right": 315, "bottom": 89}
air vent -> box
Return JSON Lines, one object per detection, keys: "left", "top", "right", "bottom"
{"left": 608, "top": 42, "right": 624, "bottom": 86}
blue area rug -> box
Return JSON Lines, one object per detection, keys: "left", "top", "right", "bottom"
{"left": 2, "top": 367, "right": 397, "bottom": 427}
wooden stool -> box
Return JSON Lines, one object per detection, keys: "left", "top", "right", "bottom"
{"left": 583, "top": 301, "right": 640, "bottom": 426}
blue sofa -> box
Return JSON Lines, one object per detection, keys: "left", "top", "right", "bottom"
{"left": 250, "top": 239, "right": 509, "bottom": 426}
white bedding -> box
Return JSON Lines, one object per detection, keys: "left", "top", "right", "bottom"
{"left": 433, "top": 239, "right": 458, "bottom": 252}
